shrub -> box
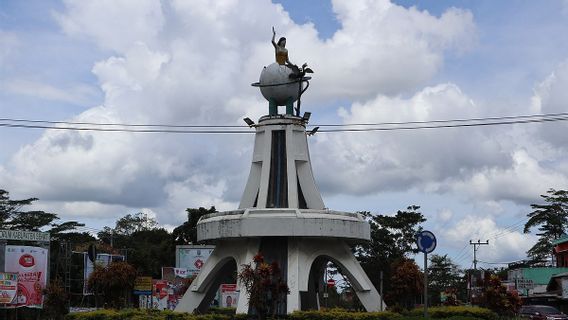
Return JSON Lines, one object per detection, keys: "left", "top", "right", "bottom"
{"left": 408, "top": 306, "right": 497, "bottom": 320}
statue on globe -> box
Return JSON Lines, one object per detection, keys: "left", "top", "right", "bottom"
{"left": 251, "top": 28, "right": 314, "bottom": 116}
{"left": 271, "top": 27, "right": 313, "bottom": 79}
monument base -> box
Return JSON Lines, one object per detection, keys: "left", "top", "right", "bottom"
{"left": 175, "top": 237, "right": 385, "bottom": 314}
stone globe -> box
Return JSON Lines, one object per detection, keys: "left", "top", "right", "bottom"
{"left": 258, "top": 63, "right": 301, "bottom": 106}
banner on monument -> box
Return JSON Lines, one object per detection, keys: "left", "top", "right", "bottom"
{"left": 220, "top": 284, "right": 238, "bottom": 308}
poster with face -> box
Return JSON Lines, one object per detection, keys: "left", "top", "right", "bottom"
{"left": 220, "top": 284, "right": 238, "bottom": 308}
{"left": 4, "top": 246, "right": 48, "bottom": 308}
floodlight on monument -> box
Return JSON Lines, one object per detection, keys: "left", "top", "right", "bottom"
{"left": 307, "top": 126, "right": 319, "bottom": 136}
{"left": 243, "top": 117, "right": 255, "bottom": 127}
{"left": 302, "top": 112, "right": 311, "bottom": 122}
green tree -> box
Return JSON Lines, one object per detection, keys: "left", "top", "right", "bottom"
{"left": 356, "top": 205, "right": 426, "bottom": 304}
{"left": 172, "top": 206, "right": 217, "bottom": 244}
{"left": 524, "top": 189, "right": 568, "bottom": 262}
{"left": 428, "top": 254, "right": 464, "bottom": 305}
{"left": 97, "top": 213, "right": 174, "bottom": 278}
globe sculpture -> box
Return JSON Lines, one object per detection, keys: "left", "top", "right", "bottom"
{"left": 175, "top": 31, "right": 384, "bottom": 315}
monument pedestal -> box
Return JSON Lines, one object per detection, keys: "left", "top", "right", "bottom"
{"left": 176, "top": 115, "right": 385, "bottom": 314}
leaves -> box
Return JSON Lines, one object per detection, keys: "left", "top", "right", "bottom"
{"left": 172, "top": 206, "right": 217, "bottom": 245}
{"left": 238, "top": 253, "right": 289, "bottom": 319}
{"left": 524, "top": 189, "right": 568, "bottom": 262}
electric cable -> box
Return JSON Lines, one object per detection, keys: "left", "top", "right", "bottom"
{"left": 1, "top": 111, "right": 568, "bottom": 134}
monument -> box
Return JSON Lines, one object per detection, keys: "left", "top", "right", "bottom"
{"left": 176, "top": 29, "right": 385, "bottom": 314}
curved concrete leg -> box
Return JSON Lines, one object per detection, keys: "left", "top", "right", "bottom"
{"left": 289, "top": 238, "right": 386, "bottom": 312}
{"left": 175, "top": 239, "right": 260, "bottom": 313}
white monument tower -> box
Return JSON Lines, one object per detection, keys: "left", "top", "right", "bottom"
{"left": 176, "top": 30, "right": 385, "bottom": 314}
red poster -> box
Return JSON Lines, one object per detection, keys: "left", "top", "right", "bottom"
{"left": 4, "top": 246, "right": 48, "bottom": 308}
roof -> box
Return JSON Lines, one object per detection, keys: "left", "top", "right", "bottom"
{"left": 552, "top": 235, "right": 568, "bottom": 246}
{"left": 512, "top": 267, "right": 568, "bottom": 285}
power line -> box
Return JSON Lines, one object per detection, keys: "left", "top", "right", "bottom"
{"left": 1, "top": 111, "right": 568, "bottom": 134}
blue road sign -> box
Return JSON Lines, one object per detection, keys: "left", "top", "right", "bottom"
{"left": 416, "top": 230, "right": 437, "bottom": 253}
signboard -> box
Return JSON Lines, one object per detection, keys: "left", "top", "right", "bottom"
{"left": 0, "top": 229, "right": 50, "bottom": 242}
{"left": 134, "top": 276, "right": 153, "bottom": 295}
{"left": 220, "top": 284, "right": 238, "bottom": 308}
{"left": 5, "top": 246, "right": 48, "bottom": 308}
{"left": 327, "top": 279, "right": 336, "bottom": 288}
{"left": 516, "top": 278, "right": 534, "bottom": 290}
{"left": 0, "top": 273, "right": 18, "bottom": 304}
{"left": 176, "top": 245, "right": 214, "bottom": 277}
{"left": 416, "top": 230, "right": 437, "bottom": 254}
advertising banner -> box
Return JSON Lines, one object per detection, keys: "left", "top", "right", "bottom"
{"left": 220, "top": 284, "right": 238, "bottom": 308}
{"left": 4, "top": 246, "right": 48, "bottom": 308}
{"left": 134, "top": 276, "right": 153, "bottom": 295}
{"left": 0, "top": 273, "right": 18, "bottom": 304}
{"left": 176, "top": 245, "right": 214, "bottom": 277}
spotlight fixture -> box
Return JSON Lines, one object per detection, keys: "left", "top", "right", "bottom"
{"left": 307, "top": 126, "right": 319, "bottom": 136}
{"left": 302, "top": 112, "right": 311, "bottom": 122}
{"left": 243, "top": 117, "right": 255, "bottom": 127}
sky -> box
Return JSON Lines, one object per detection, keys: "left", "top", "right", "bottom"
{"left": 2, "top": 0, "right": 568, "bottom": 269}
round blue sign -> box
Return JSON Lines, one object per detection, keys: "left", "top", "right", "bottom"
{"left": 416, "top": 230, "right": 437, "bottom": 253}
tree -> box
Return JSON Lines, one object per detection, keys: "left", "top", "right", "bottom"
{"left": 428, "top": 254, "right": 465, "bottom": 305}
{"left": 88, "top": 261, "right": 137, "bottom": 309}
{"left": 388, "top": 258, "right": 423, "bottom": 310}
{"left": 43, "top": 279, "right": 69, "bottom": 320}
{"left": 238, "top": 253, "right": 289, "bottom": 319}
{"left": 481, "top": 274, "right": 521, "bottom": 317}
{"left": 172, "top": 206, "right": 217, "bottom": 245}
{"left": 356, "top": 205, "right": 426, "bottom": 304}
{"left": 96, "top": 212, "right": 174, "bottom": 278}
{"left": 524, "top": 189, "right": 568, "bottom": 262}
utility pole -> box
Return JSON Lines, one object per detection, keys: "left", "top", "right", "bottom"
{"left": 468, "top": 240, "right": 489, "bottom": 305}
{"left": 469, "top": 240, "right": 489, "bottom": 270}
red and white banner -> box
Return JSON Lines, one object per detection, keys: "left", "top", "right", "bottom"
{"left": 220, "top": 284, "right": 238, "bottom": 308}
{"left": 5, "top": 246, "right": 48, "bottom": 308}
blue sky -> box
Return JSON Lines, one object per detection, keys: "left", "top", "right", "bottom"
{"left": 2, "top": 0, "right": 568, "bottom": 269}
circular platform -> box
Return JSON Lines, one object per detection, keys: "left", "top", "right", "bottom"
{"left": 196, "top": 208, "right": 370, "bottom": 242}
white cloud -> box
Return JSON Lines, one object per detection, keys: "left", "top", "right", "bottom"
{"left": 445, "top": 215, "right": 536, "bottom": 263}
{"left": 2, "top": 79, "right": 99, "bottom": 105}
{"left": 0, "top": 0, "right": 478, "bottom": 225}
{"left": 0, "top": 31, "right": 19, "bottom": 65}
{"left": 313, "top": 83, "right": 513, "bottom": 195}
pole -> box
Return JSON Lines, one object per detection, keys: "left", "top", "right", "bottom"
{"left": 379, "top": 270, "right": 383, "bottom": 311}
{"left": 424, "top": 252, "right": 428, "bottom": 318}
{"left": 469, "top": 240, "right": 489, "bottom": 305}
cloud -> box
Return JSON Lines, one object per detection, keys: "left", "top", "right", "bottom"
{"left": 445, "top": 215, "right": 536, "bottom": 264}
{"left": 2, "top": 79, "right": 99, "bottom": 105}
{"left": 0, "top": 0, "right": 479, "bottom": 225}
{"left": 0, "top": 31, "right": 19, "bottom": 65}
{"left": 312, "top": 83, "right": 513, "bottom": 196}
{"left": 533, "top": 60, "right": 568, "bottom": 150}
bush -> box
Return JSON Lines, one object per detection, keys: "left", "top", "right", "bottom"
{"left": 407, "top": 306, "right": 497, "bottom": 320}
{"left": 65, "top": 306, "right": 498, "bottom": 320}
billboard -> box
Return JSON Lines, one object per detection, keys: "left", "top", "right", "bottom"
{"left": 4, "top": 246, "right": 48, "bottom": 308}
{"left": 176, "top": 245, "right": 214, "bottom": 277}
{"left": 0, "top": 273, "right": 18, "bottom": 304}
